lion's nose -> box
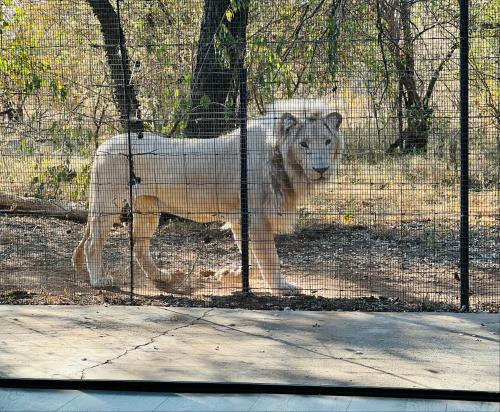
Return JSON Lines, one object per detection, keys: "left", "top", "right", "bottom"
{"left": 313, "top": 166, "right": 329, "bottom": 175}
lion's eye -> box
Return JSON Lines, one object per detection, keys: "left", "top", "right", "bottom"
{"left": 325, "top": 139, "right": 332, "bottom": 145}
{"left": 300, "top": 141, "right": 309, "bottom": 148}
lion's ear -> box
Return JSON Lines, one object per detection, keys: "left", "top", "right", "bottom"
{"left": 280, "top": 113, "right": 298, "bottom": 133}
{"left": 324, "top": 112, "right": 342, "bottom": 131}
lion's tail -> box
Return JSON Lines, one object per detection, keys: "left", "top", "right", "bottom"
{"left": 72, "top": 223, "right": 90, "bottom": 273}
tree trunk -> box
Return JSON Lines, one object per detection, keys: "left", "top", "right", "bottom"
{"left": 185, "top": 0, "right": 249, "bottom": 138}
{"left": 398, "top": 0, "right": 429, "bottom": 153}
{"left": 87, "top": 0, "right": 143, "bottom": 135}
{"left": 383, "top": 0, "right": 430, "bottom": 154}
{"left": 328, "top": 0, "right": 346, "bottom": 78}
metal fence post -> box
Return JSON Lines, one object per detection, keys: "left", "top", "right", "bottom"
{"left": 116, "top": 0, "right": 135, "bottom": 303}
{"left": 459, "top": 0, "right": 469, "bottom": 310}
{"left": 240, "top": 67, "right": 250, "bottom": 294}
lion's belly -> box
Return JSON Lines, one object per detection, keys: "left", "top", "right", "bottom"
{"left": 131, "top": 170, "right": 240, "bottom": 223}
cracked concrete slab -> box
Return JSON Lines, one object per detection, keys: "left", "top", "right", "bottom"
{"left": 0, "top": 306, "right": 498, "bottom": 391}
{"left": 78, "top": 308, "right": 214, "bottom": 379}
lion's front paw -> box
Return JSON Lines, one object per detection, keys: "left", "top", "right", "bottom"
{"left": 149, "top": 268, "right": 172, "bottom": 283}
{"left": 277, "top": 279, "right": 301, "bottom": 296}
{"left": 153, "top": 269, "right": 187, "bottom": 294}
{"left": 216, "top": 265, "right": 262, "bottom": 287}
{"left": 216, "top": 266, "right": 242, "bottom": 286}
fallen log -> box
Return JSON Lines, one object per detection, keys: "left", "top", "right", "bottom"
{"left": 0, "top": 193, "right": 187, "bottom": 225}
{"left": 0, "top": 192, "right": 87, "bottom": 223}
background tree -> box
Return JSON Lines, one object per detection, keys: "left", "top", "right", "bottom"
{"left": 185, "top": 0, "right": 249, "bottom": 138}
{"left": 378, "top": 0, "right": 458, "bottom": 154}
{"left": 0, "top": 0, "right": 497, "bottom": 205}
{"left": 86, "top": 0, "right": 143, "bottom": 134}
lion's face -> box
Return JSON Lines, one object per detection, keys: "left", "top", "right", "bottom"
{"left": 281, "top": 111, "right": 343, "bottom": 182}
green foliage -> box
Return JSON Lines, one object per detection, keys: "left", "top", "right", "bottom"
{"left": 49, "top": 79, "right": 69, "bottom": 101}
{"left": 0, "top": 2, "right": 69, "bottom": 101}
{"left": 0, "top": 0, "right": 497, "bottom": 203}
{"left": 342, "top": 207, "right": 356, "bottom": 225}
{"left": 199, "top": 95, "right": 211, "bottom": 108}
{"left": 29, "top": 159, "right": 77, "bottom": 200}
{"left": 248, "top": 35, "right": 295, "bottom": 102}
{"left": 70, "top": 163, "right": 92, "bottom": 202}
{"left": 215, "top": 22, "right": 237, "bottom": 69}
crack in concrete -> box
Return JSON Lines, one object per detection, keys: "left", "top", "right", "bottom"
{"left": 164, "top": 308, "right": 431, "bottom": 389}
{"left": 79, "top": 308, "right": 213, "bottom": 379}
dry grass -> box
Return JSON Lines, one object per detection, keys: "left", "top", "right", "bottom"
{"left": 301, "top": 157, "right": 498, "bottom": 229}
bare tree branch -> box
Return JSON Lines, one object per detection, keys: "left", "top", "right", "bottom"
{"left": 424, "top": 42, "right": 458, "bottom": 104}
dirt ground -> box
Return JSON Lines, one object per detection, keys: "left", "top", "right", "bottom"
{"left": 0, "top": 214, "right": 498, "bottom": 311}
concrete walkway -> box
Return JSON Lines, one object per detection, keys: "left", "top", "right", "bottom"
{"left": 0, "top": 306, "right": 498, "bottom": 391}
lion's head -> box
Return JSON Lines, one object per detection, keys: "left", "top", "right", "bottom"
{"left": 278, "top": 110, "right": 343, "bottom": 183}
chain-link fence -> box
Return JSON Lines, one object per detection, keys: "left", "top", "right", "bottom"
{"left": 0, "top": 0, "right": 498, "bottom": 311}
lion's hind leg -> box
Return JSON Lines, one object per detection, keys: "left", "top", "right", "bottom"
{"left": 84, "top": 213, "right": 116, "bottom": 287}
{"left": 72, "top": 223, "right": 90, "bottom": 274}
{"left": 132, "top": 196, "right": 169, "bottom": 283}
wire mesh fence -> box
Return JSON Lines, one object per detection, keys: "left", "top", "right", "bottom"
{"left": 0, "top": 0, "right": 498, "bottom": 311}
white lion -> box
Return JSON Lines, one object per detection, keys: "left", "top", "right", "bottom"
{"left": 72, "top": 99, "right": 344, "bottom": 294}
